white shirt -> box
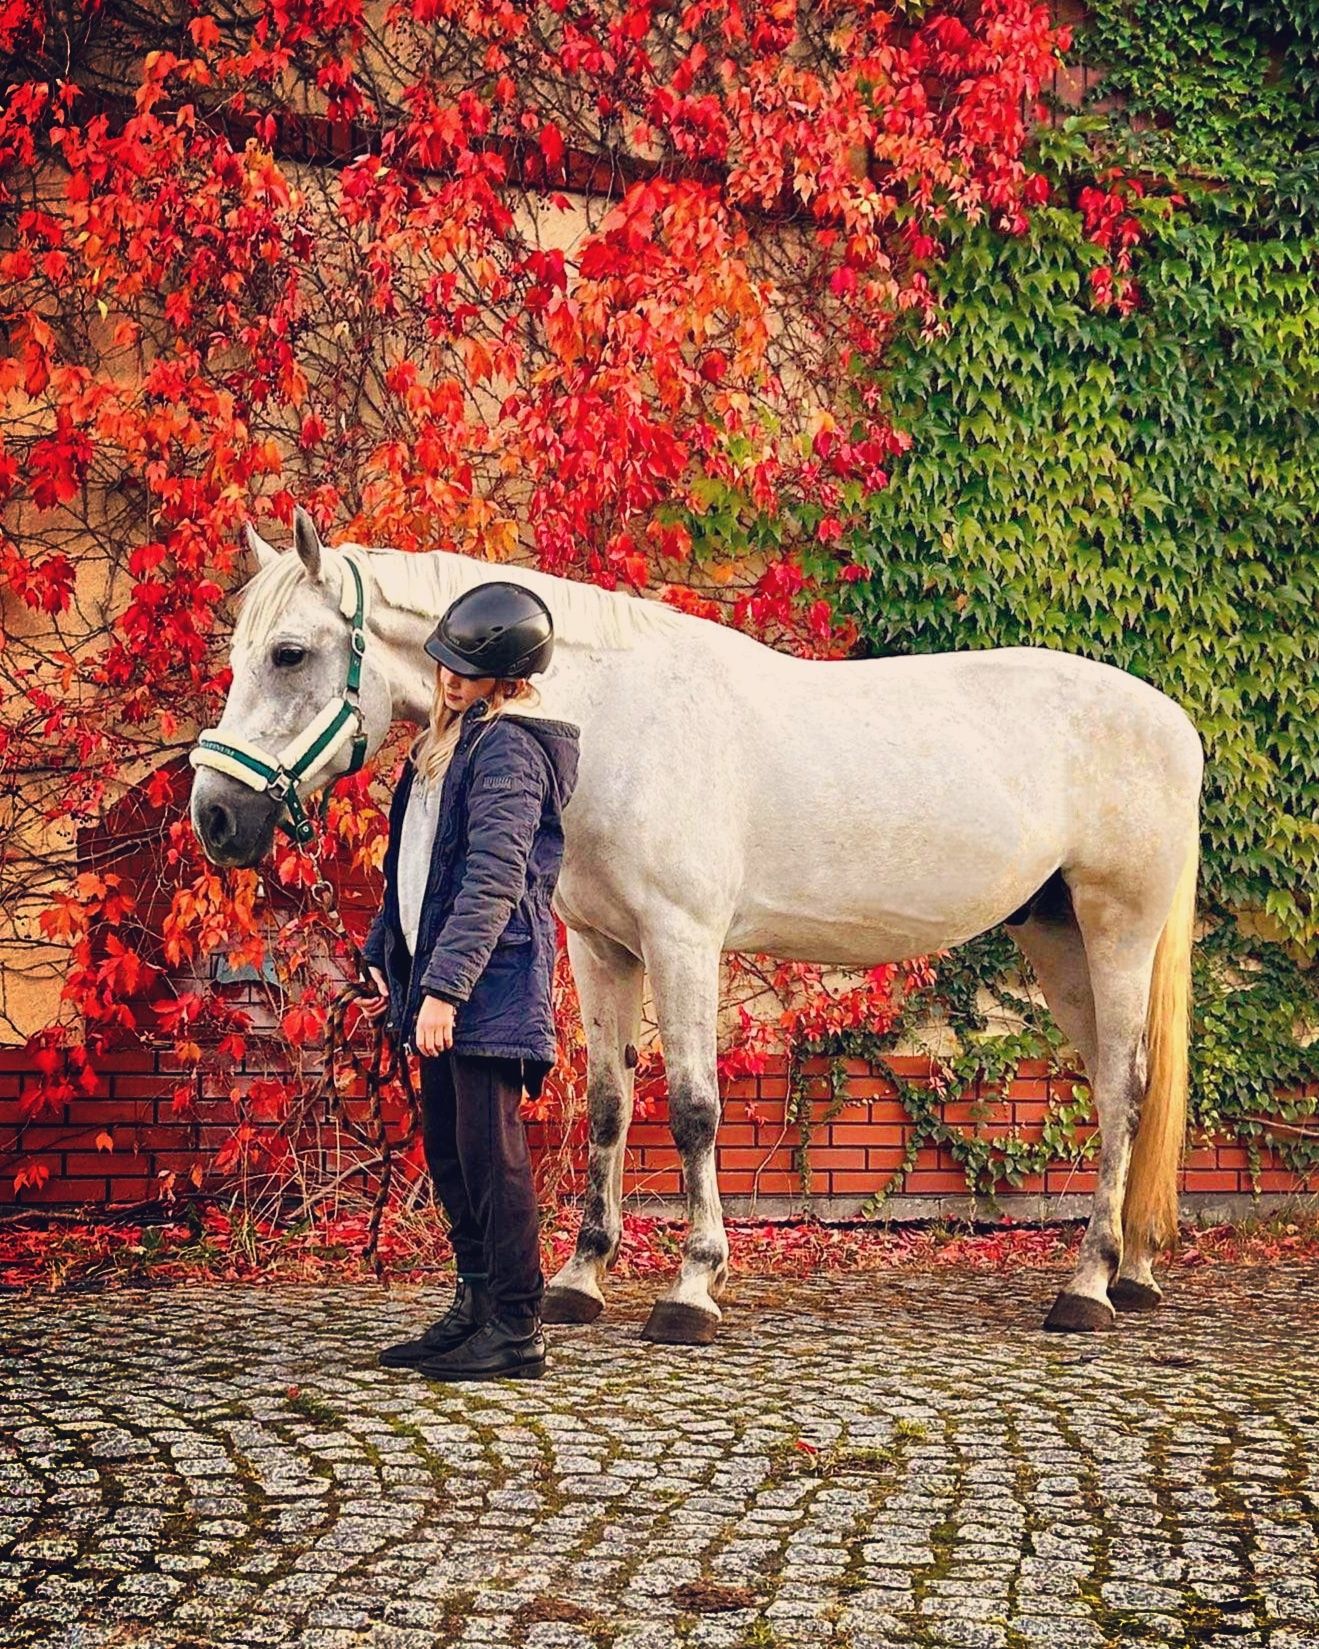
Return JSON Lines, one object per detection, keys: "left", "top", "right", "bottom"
{"left": 396, "top": 772, "right": 444, "bottom": 958}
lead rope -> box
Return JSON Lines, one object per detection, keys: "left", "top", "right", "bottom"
{"left": 308, "top": 874, "right": 420, "bottom": 1279}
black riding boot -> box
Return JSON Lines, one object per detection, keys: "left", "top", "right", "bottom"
{"left": 378, "top": 1274, "right": 492, "bottom": 1368}
{"left": 417, "top": 1309, "right": 546, "bottom": 1381}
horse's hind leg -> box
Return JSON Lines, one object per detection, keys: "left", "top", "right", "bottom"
{"left": 1011, "top": 884, "right": 1172, "bottom": 1316}
{"left": 1010, "top": 897, "right": 1118, "bottom": 1329}
{"left": 542, "top": 927, "right": 645, "bottom": 1324}
{"left": 1008, "top": 877, "right": 1099, "bottom": 1078}
{"left": 1036, "top": 884, "right": 1167, "bottom": 1333}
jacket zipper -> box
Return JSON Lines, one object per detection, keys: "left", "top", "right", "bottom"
{"left": 402, "top": 940, "right": 419, "bottom": 1056}
{"left": 394, "top": 761, "right": 423, "bottom": 1055}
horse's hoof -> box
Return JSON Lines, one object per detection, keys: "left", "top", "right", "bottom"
{"left": 1043, "top": 1291, "right": 1116, "bottom": 1334}
{"left": 1108, "top": 1278, "right": 1164, "bottom": 1313}
{"left": 640, "top": 1300, "right": 720, "bottom": 1346}
{"left": 541, "top": 1286, "right": 604, "bottom": 1325}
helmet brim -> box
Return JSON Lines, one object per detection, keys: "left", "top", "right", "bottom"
{"left": 423, "top": 633, "right": 491, "bottom": 677}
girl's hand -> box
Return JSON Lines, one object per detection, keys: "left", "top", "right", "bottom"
{"left": 358, "top": 965, "right": 390, "bottom": 1024}
{"left": 416, "top": 993, "right": 456, "bottom": 1057}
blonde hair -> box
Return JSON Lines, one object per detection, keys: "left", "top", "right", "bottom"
{"left": 408, "top": 674, "right": 544, "bottom": 788}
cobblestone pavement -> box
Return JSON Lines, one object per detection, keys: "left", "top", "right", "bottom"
{"left": 2, "top": 1265, "right": 1317, "bottom": 1649}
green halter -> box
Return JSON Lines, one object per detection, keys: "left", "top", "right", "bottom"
{"left": 189, "top": 550, "right": 372, "bottom": 845}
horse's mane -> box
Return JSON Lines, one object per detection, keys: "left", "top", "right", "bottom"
{"left": 231, "top": 543, "right": 694, "bottom": 655}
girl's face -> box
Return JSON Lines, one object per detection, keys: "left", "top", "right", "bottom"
{"left": 439, "top": 664, "right": 501, "bottom": 715}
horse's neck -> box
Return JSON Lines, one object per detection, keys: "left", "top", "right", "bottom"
{"left": 372, "top": 602, "right": 439, "bottom": 725}
{"left": 368, "top": 558, "right": 619, "bottom": 731}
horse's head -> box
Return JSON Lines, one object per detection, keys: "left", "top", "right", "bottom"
{"left": 189, "top": 508, "right": 396, "bottom": 868}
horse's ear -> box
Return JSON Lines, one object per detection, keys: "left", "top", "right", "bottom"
{"left": 245, "top": 523, "right": 282, "bottom": 570}
{"left": 293, "top": 505, "right": 324, "bottom": 581}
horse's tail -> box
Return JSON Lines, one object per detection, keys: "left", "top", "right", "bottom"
{"left": 1123, "top": 829, "right": 1198, "bottom": 1255}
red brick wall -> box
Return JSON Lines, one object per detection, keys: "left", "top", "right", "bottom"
{"left": 3, "top": 1043, "right": 1309, "bottom": 1210}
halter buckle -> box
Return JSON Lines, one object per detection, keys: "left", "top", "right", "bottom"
{"left": 310, "top": 878, "right": 337, "bottom": 912}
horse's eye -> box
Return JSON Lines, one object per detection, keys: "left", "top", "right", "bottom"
{"left": 272, "top": 644, "right": 306, "bottom": 668}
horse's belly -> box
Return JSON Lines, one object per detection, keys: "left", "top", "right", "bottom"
{"left": 725, "top": 885, "right": 1028, "bottom": 966}
{"left": 730, "top": 795, "right": 1063, "bottom": 965}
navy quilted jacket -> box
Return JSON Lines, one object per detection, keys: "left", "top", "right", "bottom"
{"left": 362, "top": 699, "right": 580, "bottom": 1088}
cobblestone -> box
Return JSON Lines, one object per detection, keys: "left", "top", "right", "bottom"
{"left": 1, "top": 1265, "right": 1317, "bottom": 1647}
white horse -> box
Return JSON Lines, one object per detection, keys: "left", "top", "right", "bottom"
{"left": 189, "top": 508, "right": 1202, "bottom": 1343}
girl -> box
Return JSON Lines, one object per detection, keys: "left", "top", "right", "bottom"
{"left": 359, "top": 580, "right": 580, "bottom": 1381}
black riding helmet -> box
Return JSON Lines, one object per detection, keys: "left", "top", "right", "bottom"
{"left": 423, "top": 581, "right": 555, "bottom": 679}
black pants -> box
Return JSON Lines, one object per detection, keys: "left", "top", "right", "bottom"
{"left": 418, "top": 1051, "right": 544, "bottom": 1317}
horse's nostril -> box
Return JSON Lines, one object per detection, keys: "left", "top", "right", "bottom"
{"left": 204, "top": 801, "right": 235, "bottom": 848}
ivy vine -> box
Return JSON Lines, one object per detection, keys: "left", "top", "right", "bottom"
{"left": 782, "top": 5, "right": 1319, "bottom": 1206}
{"left": 1082, "top": 0, "right": 1319, "bottom": 177}
{"left": 1083, "top": 0, "right": 1319, "bottom": 175}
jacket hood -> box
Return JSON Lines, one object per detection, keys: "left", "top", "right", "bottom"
{"left": 493, "top": 707, "right": 581, "bottom": 808}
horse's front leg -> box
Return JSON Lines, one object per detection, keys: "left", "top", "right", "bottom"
{"left": 542, "top": 927, "right": 645, "bottom": 1323}
{"left": 638, "top": 921, "right": 728, "bottom": 1346}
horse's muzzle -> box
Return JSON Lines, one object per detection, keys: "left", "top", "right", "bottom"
{"left": 189, "top": 769, "right": 281, "bottom": 868}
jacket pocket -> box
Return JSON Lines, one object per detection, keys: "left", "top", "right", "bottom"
{"left": 494, "top": 907, "right": 533, "bottom": 946}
